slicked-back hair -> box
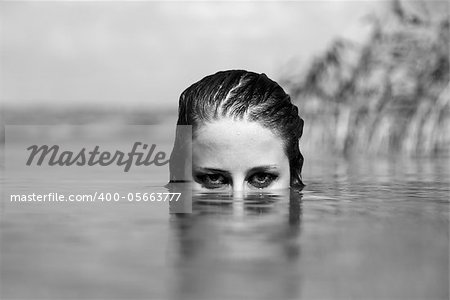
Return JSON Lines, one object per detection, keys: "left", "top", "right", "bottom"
{"left": 172, "top": 70, "right": 305, "bottom": 188}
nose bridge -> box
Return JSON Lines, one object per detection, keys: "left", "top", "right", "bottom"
{"left": 231, "top": 173, "right": 245, "bottom": 197}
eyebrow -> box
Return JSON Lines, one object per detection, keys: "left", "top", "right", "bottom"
{"left": 194, "top": 165, "right": 280, "bottom": 174}
{"left": 248, "top": 165, "right": 281, "bottom": 173}
{"left": 193, "top": 167, "right": 231, "bottom": 175}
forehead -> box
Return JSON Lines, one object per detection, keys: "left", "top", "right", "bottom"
{"left": 192, "top": 119, "right": 287, "bottom": 170}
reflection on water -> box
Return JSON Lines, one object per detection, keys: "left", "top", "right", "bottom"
{"left": 168, "top": 190, "right": 302, "bottom": 300}
{"left": 1, "top": 157, "right": 449, "bottom": 299}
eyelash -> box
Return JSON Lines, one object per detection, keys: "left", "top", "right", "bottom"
{"left": 248, "top": 173, "right": 278, "bottom": 189}
{"left": 195, "top": 174, "right": 229, "bottom": 189}
{"left": 194, "top": 172, "right": 278, "bottom": 189}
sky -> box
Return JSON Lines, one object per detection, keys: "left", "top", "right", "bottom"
{"left": 1, "top": 1, "right": 383, "bottom": 109}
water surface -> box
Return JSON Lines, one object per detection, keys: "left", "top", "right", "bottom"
{"left": 1, "top": 157, "right": 448, "bottom": 299}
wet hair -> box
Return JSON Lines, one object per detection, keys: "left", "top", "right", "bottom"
{"left": 171, "top": 69, "right": 305, "bottom": 188}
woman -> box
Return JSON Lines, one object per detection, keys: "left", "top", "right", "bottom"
{"left": 169, "top": 70, "right": 304, "bottom": 193}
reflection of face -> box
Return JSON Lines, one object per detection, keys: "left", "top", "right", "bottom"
{"left": 192, "top": 118, "right": 290, "bottom": 194}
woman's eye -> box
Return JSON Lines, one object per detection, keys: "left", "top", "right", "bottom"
{"left": 196, "top": 174, "right": 228, "bottom": 189}
{"left": 248, "top": 173, "right": 277, "bottom": 189}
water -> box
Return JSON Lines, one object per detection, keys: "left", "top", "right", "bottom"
{"left": 1, "top": 156, "right": 449, "bottom": 299}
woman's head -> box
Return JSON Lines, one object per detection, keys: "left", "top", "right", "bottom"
{"left": 171, "top": 70, "right": 304, "bottom": 192}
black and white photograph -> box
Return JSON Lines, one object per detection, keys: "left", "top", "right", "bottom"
{"left": 1, "top": 1, "right": 449, "bottom": 299}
